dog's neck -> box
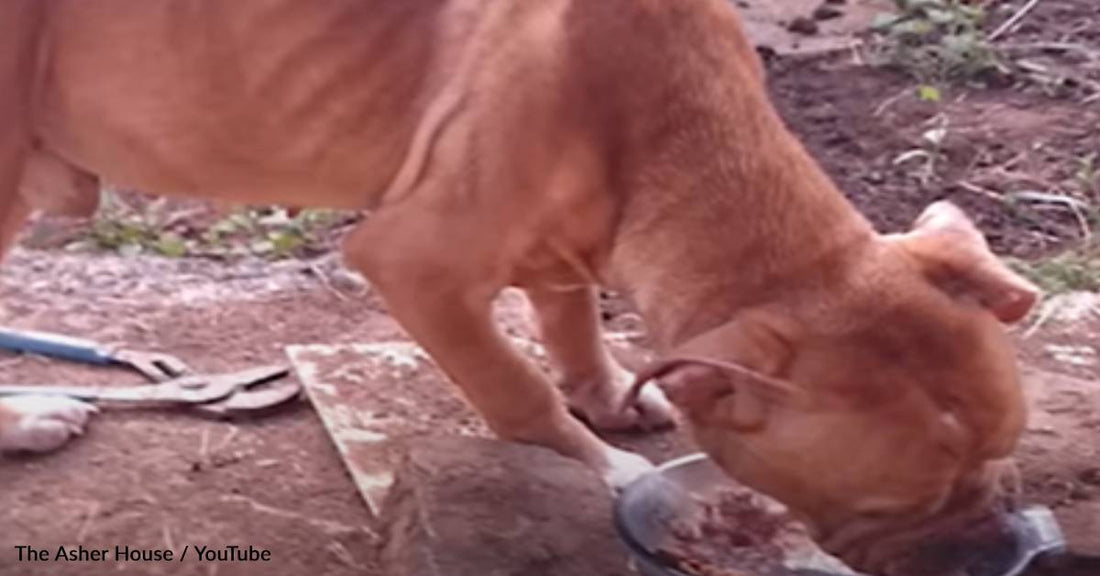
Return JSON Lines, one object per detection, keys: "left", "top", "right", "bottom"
{"left": 606, "top": 125, "right": 875, "bottom": 352}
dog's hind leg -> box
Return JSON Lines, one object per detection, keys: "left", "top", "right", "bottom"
{"left": 0, "top": 0, "right": 99, "bottom": 454}
{"left": 0, "top": 0, "right": 39, "bottom": 248}
{"left": 526, "top": 286, "right": 676, "bottom": 432}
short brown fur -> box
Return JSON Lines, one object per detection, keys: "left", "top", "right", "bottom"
{"left": 0, "top": 1, "right": 1037, "bottom": 573}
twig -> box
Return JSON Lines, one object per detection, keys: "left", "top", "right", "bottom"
{"left": 75, "top": 502, "right": 101, "bottom": 543}
{"left": 999, "top": 42, "right": 1100, "bottom": 61}
{"left": 212, "top": 425, "right": 239, "bottom": 454}
{"left": 219, "top": 494, "right": 372, "bottom": 536}
{"left": 162, "top": 522, "right": 175, "bottom": 552}
{"left": 989, "top": 0, "right": 1042, "bottom": 42}
{"left": 996, "top": 151, "right": 1029, "bottom": 173}
{"left": 994, "top": 0, "right": 1042, "bottom": 41}
{"left": 956, "top": 180, "right": 1005, "bottom": 201}
{"left": 1023, "top": 300, "right": 1056, "bottom": 339}
{"left": 0, "top": 355, "right": 26, "bottom": 369}
{"left": 848, "top": 39, "right": 866, "bottom": 66}
{"left": 991, "top": 167, "right": 1059, "bottom": 190}
{"left": 309, "top": 262, "right": 351, "bottom": 302}
{"left": 1009, "top": 191, "right": 1089, "bottom": 211}
{"left": 325, "top": 542, "right": 364, "bottom": 570}
{"left": 198, "top": 426, "right": 210, "bottom": 461}
{"left": 1018, "top": 66, "right": 1100, "bottom": 95}
{"left": 873, "top": 86, "right": 912, "bottom": 117}
{"left": 1069, "top": 201, "right": 1092, "bottom": 241}
{"left": 160, "top": 206, "right": 213, "bottom": 230}
{"left": 1010, "top": 191, "right": 1093, "bottom": 240}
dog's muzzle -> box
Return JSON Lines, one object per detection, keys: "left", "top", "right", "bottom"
{"left": 821, "top": 460, "right": 1023, "bottom": 575}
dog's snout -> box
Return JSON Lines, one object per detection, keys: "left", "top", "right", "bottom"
{"left": 824, "top": 486, "right": 1015, "bottom": 576}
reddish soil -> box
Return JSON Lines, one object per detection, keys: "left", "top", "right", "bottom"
{"left": 0, "top": 254, "right": 389, "bottom": 576}
{"left": 2, "top": 1, "right": 1098, "bottom": 574}
{"left": 768, "top": 58, "right": 1098, "bottom": 258}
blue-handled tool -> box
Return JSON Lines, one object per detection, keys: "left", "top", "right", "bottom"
{"left": 0, "top": 327, "right": 190, "bottom": 381}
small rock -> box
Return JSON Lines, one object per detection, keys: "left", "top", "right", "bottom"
{"left": 863, "top": 171, "right": 886, "bottom": 184}
{"left": 812, "top": 5, "right": 844, "bottom": 21}
{"left": 1080, "top": 468, "right": 1100, "bottom": 487}
{"left": 756, "top": 45, "right": 779, "bottom": 64}
{"left": 787, "top": 17, "right": 819, "bottom": 36}
{"left": 1069, "top": 482, "right": 1094, "bottom": 502}
{"left": 825, "top": 0, "right": 846, "bottom": 4}
{"left": 326, "top": 267, "right": 368, "bottom": 293}
{"left": 380, "top": 437, "right": 633, "bottom": 576}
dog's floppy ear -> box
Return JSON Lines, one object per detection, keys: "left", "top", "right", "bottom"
{"left": 624, "top": 312, "right": 804, "bottom": 431}
{"left": 634, "top": 357, "right": 802, "bottom": 431}
{"left": 895, "top": 201, "right": 1039, "bottom": 323}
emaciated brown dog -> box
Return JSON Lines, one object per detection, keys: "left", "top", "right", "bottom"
{"left": 0, "top": 0, "right": 1037, "bottom": 573}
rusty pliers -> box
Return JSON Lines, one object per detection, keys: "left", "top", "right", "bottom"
{"left": 0, "top": 364, "right": 297, "bottom": 416}
{"left": 0, "top": 327, "right": 190, "bottom": 381}
{"left": 0, "top": 327, "right": 302, "bottom": 416}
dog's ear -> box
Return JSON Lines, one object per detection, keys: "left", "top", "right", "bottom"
{"left": 628, "top": 313, "right": 803, "bottom": 431}
{"left": 896, "top": 201, "right": 1039, "bottom": 323}
{"left": 640, "top": 359, "right": 796, "bottom": 431}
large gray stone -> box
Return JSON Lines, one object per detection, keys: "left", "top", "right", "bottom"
{"left": 379, "top": 437, "right": 635, "bottom": 576}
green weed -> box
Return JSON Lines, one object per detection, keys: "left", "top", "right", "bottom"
{"left": 868, "top": 0, "right": 1004, "bottom": 82}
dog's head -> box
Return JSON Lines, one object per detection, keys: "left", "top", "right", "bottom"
{"left": 629, "top": 202, "right": 1038, "bottom": 575}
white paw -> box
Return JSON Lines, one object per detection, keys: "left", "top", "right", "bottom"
{"left": 569, "top": 366, "right": 677, "bottom": 432}
{"left": 599, "top": 445, "right": 655, "bottom": 490}
{"left": 0, "top": 395, "right": 98, "bottom": 453}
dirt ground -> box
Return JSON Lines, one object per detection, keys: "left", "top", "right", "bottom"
{"left": 769, "top": 17, "right": 1100, "bottom": 256}
{"left": 2, "top": 1, "right": 1099, "bottom": 575}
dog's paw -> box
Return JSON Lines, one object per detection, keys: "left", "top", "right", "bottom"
{"left": 0, "top": 395, "right": 98, "bottom": 453}
{"left": 599, "top": 445, "right": 655, "bottom": 490}
{"left": 569, "top": 366, "right": 677, "bottom": 432}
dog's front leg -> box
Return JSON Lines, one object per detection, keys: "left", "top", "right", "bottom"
{"left": 525, "top": 286, "right": 675, "bottom": 432}
{"left": 343, "top": 218, "right": 653, "bottom": 488}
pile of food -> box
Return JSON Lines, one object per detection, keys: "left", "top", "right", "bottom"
{"left": 653, "top": 488, "right": 803, "bottom": 576}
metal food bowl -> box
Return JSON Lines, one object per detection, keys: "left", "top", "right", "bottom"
{"left": 614, "top": 453, "right": 1071, "bottom": 576}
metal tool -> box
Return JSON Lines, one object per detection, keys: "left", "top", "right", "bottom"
{"left": 967, "top": 506, "right": 1065, "bottom": 576}
{"left": 0, "top": 326, "right": 190, "bottom": 381}
{"left": 0, "top": 364, "right": 299, "bottom": 416}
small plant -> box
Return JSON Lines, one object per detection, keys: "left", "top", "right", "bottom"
{"left": 85, "top": 191, "right": 182, "bottom": 257}
{"left": 868, "top": 0, "right": 1003, "bottom": 82}
{"left": 73, "top": 192, "right": 357, "bottom": 260}
{"left": 916, "top": 83, "right": 943, "bottom": 102}
{"left": 1009, "top": 248, "right": 1100, "bottom": 294}
{"left": 892, "top": 113, "right": 950, "bottom": 185}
